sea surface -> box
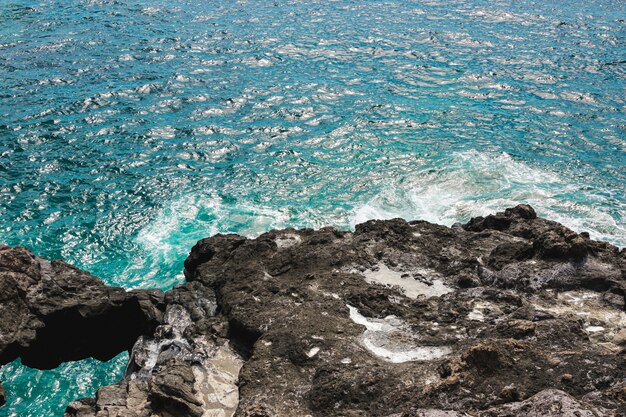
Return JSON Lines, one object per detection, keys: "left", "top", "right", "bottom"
{"left": 0, "top": 0, "right": 625, "bottom": 415}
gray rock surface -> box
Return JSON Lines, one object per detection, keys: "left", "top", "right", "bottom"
{"left": 65, "top": 282, "right": 243, "bottom": 417}
{"left": 405, "top": 389, "right": 613, "bottom": 416}
{"left": 481, "top": 389, "right": 612, "bottom": 417}
{"left": 1, "top": 205, "right": 624, "bottom": 416}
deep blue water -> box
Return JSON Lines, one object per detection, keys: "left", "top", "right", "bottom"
{"left": 0, "top": 0, "right": 625, "bottom": 415}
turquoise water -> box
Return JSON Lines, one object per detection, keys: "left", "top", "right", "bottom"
{"left": 0, "top": 0, "right": 625, "bottom": 415}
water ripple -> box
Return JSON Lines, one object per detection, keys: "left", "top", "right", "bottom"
{"left": 1, "top": 0, "right": 625, "bottom": 415}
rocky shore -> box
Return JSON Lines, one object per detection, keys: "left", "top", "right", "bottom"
{"left": 0, "top": 205, "right": 624, "bottom": 416}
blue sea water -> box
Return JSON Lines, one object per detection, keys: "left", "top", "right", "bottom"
{"left": 0, "top": 0, "right": 625, "bottom": 415}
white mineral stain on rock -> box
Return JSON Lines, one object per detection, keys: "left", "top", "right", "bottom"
{"left": 306, "top": 347, "right": 320, "bottom": 358}
{"left": 467, "top": 307, "right": 485, "bottom": 322}
{"left": 585, "top": 326, "right": 605, "bottom": 333}
{"left": 534, "top": 290, "right": 626, "bottom": 344}
{"left": 362, "top": 264, "right": 453, "bottom": 299}
{"left": 347, "top": 305, "right": 452, "bottom": 363}
{"left": 275, "top": 233, "right": 302, "bottom": 249}
{"left": 467, "top": 301, "right": 502, "bottom": 322}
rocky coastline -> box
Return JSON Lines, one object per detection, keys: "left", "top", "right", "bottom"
{"left": 0, "top": 205, "right": 624, "bottom": 416}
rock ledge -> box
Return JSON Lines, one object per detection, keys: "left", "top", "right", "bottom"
{"left": 0, "top": 205, "right": 624, "bottom": 416}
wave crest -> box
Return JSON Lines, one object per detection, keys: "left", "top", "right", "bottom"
{"left": 351, "top": 150, "right": 625, "bottom": 247}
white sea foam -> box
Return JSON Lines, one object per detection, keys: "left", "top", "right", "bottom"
{"left": 132, "top": 193, "right": 295, "bottom": 288}
{"left": 350, "top": 150, "right": 626, "bottom": 248}
{"left": 133, "top": 151, "right": 624, "bottom": 291}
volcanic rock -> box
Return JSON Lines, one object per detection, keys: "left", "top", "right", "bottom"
{"left": 1, "top": 205, "right": 624, "bottom": 417}
{"left": 64, "top": 281, "right": 242, "bottom": 417}
{"left": 181, "top": 204, "right": 625, "bottom": 416}
{"left": 0, "top": 245, "right": 163, "bottom": 369}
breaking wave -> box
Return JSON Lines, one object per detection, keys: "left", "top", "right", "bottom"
{"left": 351, "top": 150, "right": 625, "bottom": 247}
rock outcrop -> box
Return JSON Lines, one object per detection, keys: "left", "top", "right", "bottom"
{"left": 0, "top": 205, "right": 624, "bottom": 416}
{"left": 0, "top": 245, "right": 163, "bottom": 370}
{"left": 65, "top": 281, "right": 243, "bottom": 417}
{"left": 182, "top": 204, "right": 625, "bottom": 416}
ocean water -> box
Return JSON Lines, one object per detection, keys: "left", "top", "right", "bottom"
{"left": 0, "top": 0, "right": 625, "bottom": 415}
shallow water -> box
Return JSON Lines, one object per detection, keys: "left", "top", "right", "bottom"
{"left": 0, "top": 0, "right": 625, "bottom": 415}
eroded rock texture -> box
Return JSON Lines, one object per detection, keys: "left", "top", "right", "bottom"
{"left": 0, "top": 245, "right": 163, "bottom": 369}
{"left": 183, "top": 204, "right": 625, "bottom": 416}
{"left": 65, "top": 282, "right": 243, "bottom": 417}
{"left": 0, "top": 205, "right": 624, "bottom": 417}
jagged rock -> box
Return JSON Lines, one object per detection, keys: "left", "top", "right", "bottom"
{"left": 182, "top": 205, "right": 625, "bottom": 416}
{"left": 0, "top": 382, "right": 5, "bottom": 407}
{"left": 0, "top": 245, "right": 164, "bottom": 369}
{"left": 401, "top": 411, "right": 465, "bottom": 417}
{"left": 395, "top": 389, "right": 612, "bottom": 416}
{"left": 2, "top": 205, "right": 625, "bottom": 417}
{"left": 613, "top": 329, "right": 626, "bottom": 346}
{"left": 582, "top": 381, "right": 626, "bottom": 411}
{"left": 481, "top": 389, "right": 610, "bottom": 416}
{"left": 65, "top": 281, "right": 243, "bottom": 417}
